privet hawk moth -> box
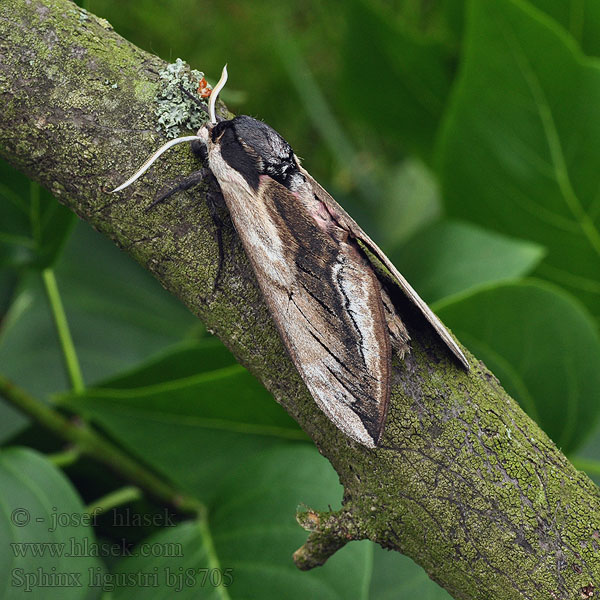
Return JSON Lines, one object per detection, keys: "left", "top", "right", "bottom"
{"left": 112, "top": 66, "right": 469, "bottom": 448}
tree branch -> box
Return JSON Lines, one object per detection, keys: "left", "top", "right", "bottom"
{"left": 1, "top": 1, "right": 599, "bottom": 598}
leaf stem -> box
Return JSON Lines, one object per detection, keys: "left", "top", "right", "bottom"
{"left": 0, "top": 374, "right": 205, "bottom": 516}
{"left": 197, "top": 518, "right": 231, "bottom": 600}
{"left": 85, "top": 485, "right": 142, "bottom": 515}
{"left": 42, "top": 268, "right": 85, "bottom": 394}
{"left": 48, "top": 446, "right": 81, "bottom": 467}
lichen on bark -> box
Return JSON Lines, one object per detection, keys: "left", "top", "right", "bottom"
{"left": 1, "top": 1, "right": 599, "bottom": 598}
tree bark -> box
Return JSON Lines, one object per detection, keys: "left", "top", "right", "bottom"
{"left": 1, "top": 1, "right": 599, "bottom": 598}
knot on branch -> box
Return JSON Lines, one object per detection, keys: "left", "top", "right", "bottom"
{"left": 293, "top": 506, "right": 361, "bottom": 570}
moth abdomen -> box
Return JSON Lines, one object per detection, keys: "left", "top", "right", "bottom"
{"left": 381, "top": 288, "right": 410, "bottom": 358}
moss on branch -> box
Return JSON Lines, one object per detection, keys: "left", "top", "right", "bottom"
{"left": 1, "top": 1, "right": 599, "bottom": 598}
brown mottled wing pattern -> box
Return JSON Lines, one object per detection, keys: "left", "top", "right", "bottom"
{"left": 224, "top": 176, "right": 391, "bottom": 447}
{"left": 298, "top": 164, "right": 470, "bottom": 370}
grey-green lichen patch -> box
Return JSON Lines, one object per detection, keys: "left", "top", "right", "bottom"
{"left": 155, "top": 58, "right": 209, "bottom": 138}
{"left": 69, "top": 6, "right": 89, "bottom": 22}
{"left": 134, "top": 80, "right": 156, "bottom": 104}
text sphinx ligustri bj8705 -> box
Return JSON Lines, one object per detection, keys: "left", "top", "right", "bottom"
{"left": 111, "top": 66, "right": 469, "bottom": 448}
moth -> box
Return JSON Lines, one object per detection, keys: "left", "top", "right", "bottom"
{"left": 112, "top": 66, "right": 469, "bottom": 448}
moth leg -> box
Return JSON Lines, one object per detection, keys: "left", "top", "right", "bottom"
{"left": 147, "top": 167, "right": 226, "bottom": 292}
{"left": 204, "top": 178, "right": 228, "bottom": 293}
{"left": 147, "top": 168, "right": 207, "bottom": 211}
{"left": 381, "top": 288, "right": 410, "bottom": 358}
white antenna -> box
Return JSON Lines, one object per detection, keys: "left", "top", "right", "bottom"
{"left": 209, "top": 64, "right": 228, "bottom": 124}
{"left": 111, "top": 65, "right": 229, "bottom": 193}
{"left": 110, "top": 136, "right": 200, "bottom": 193}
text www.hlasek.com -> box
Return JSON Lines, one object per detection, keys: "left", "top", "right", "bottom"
{"left": 11, "top": 537, "right": 182, "bottom": 558}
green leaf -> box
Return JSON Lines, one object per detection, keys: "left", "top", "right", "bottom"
{"left": 377, "top": 159, "right": 442, "bottom": 250}
{"left": 97, "top": 338, "right": 238, "bottom": 389}
{"left": 437, "top": 0, "right": 600, "bottom": 321}
{"left": 572, "top": 423, "right": 600, "bottom": 485}
{"left": 338, "top": 0, "right": 454, "bottom": 158}
{"left": 110, "top": 446, "right": 370, "bottom": 599}
{"left": 528, "top": 0, "right": 600, "bottom": 56}
{"left": 0, "top": 222, "right": 198, "bottom": 400}
{"left": 439, "top": 0, "right": 600, "bottom": 57}
{"left": 440, "top": 0, "right": 466, "bottom": 44}
{"left": 0, "top": 403, "right": 29, "bottom": 447}
{"left": 58, "top": 343, "right": 305, "bottom": 503}
{"left": 0, "top": 447, "right": 104, "bottom": 599}
{"left": 0, "top": 270, "right": 18, "bottom": 317}
{"left": 0, "top": 160, "right": 75, "bottom": 270}
{"left": 391, "top": 220, "right": 545, "bottom": 303}
{"left": 436, "top": 280, "right": 600, "bottom": 453}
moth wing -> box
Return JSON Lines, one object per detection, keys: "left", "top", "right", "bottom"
{"left": 227, "top": 177, "right": 391, "bottom": 447}
{"left": 298, "top": 163, "right": 469, "bottom": 370}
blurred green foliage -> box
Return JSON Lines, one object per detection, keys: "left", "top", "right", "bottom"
{"left": 1, "top": 0, "right": 600, "bottom": 597}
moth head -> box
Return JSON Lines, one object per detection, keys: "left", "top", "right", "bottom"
{"left": 197, "top": 65, "right": 305, "bottom": 190}
{"left": 200, "top": 115, "right": 303, "bottom": 191}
